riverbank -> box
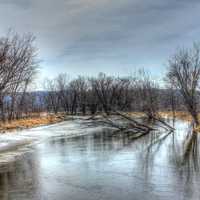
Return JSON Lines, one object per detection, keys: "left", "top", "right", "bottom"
{"left": 0, "top": 117, "right": 107, "bottom": 161}
{"left": 127, "top": 111, "right": 193, "bottom": 122}
{"left": 160, "top": 111, "right": 200, "bottom": 132}
{"left": 0, "top": 111, "right": 195, "bottom": 133}
{"left": 0, "top": 113, "right": 66, "bottom": 133}
{"left": 159, "top": 111, "right": 192, "bottom": 122}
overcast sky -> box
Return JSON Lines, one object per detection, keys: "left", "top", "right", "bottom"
{"left": 0, "top": 0, "right": 199, "bottom": 83}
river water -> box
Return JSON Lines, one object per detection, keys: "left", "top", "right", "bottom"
{"left": 0, "top": 118, "right": 200, "bottom": 200}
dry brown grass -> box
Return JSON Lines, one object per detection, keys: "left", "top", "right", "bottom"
{"left": 127, "top": 111, "right": 192, "bottom": 121}
{"left": 123, "top": 112, "right": 145, "bottom": 117}
{"left": 114, "top": 111, "right": 195, "bottom": 123}
{"left": 159, "top": 111, "right": 200, "bottom": 132}
{"left": 0, "top": 113, "right": 65, "bottom": 132}
{"left": 159, "top": 111, "right": 193, "bottom": 122}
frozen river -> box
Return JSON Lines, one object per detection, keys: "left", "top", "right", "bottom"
{"left": 0, "top": 118, "right": 200, "bottom": 200}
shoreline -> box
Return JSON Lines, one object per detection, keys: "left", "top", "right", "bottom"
{"left": 0, "top": 113, "right": 66, "bottom": 133}
{"left": 0, "top": 111, "right": 195, "bottom": 134}
{"left": 159, "top": 111, "right": 192, "bottom": 122}
{"left": 0, "top": 116, "right": 106, "bottom": 162}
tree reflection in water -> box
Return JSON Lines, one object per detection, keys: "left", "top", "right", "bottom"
{"left": 0, "top": 119, "right": 199, "bottom": 200}
{"left": 0, "top": 152, "right": 41, "bottom": 200}
{"left": 182, "top": 129, "right": 199, "bottom": 181}
{"left": 139, "top": 121, "right": 200, "bottom": 183}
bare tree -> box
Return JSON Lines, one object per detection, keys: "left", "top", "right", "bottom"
{"left": 0, "top": 31, "right": 38, "bottom": 121}
{"left": 89, "top": 73, "right": 114, "bottom": 115}
{"left": 78, "top": 77, "right": 88, "bottom": 115}
{"left": 136, "top": 71, "right": 160, "bottom": 120}
{"left": 167, "top": 44, "right": 200, "bottom": 126}
{"left": 56, "top": 73, "right": 70, "bottom": 113}
{"left": 89, "top": 73, "right": 132, "bottom": 115}
{"left": 43, "top": 78, "right": 60, "bottom": 114}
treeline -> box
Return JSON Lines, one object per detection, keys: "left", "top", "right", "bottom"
{"left": 0, "top": 31, "right": 200, "bottom": 126}
{"left": 42, "top": 72, "right": 183, "bottom": 117}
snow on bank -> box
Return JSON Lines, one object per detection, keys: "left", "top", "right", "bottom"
{"left": 0, "top": 118, "right": 106, "bottom": 164}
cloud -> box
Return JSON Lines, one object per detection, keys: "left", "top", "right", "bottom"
{"left": 0, "top": 0, "right": 199, "bottom": 80}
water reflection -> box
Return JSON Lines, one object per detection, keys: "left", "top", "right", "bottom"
{"left": 0, "top": 152, "right": 41, "bottom": 200}
{"left": 0, "top": 120, "right": 200, "bottom": 199}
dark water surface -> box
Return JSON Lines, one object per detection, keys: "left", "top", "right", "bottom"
{"left": 0, "top": 120, "right": 200, "bottom": 200}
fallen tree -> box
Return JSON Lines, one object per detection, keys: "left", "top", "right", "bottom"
{"left": 88, "top": 72, "right": 174, "bottom": 137}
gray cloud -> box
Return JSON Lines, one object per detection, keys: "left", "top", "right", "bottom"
{"left": 0, "top": 0, "right": 199, "bottom": 80}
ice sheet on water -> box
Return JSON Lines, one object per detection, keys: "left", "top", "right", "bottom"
{"left": 0, "top": 118, "right": 105, "bottom": 163}
{"left": 0, "top": 117, "right": 190, "bottom": 164}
